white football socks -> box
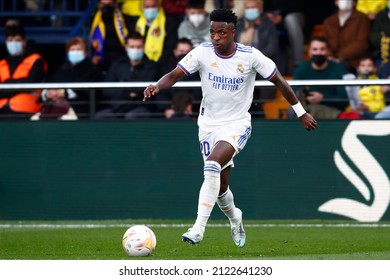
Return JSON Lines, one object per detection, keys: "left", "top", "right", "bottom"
{"left": 217, "top": 188, "right": 239, "bottom": 224}
{"left": 193, "top": 160, "right": 221, "bottom": 234}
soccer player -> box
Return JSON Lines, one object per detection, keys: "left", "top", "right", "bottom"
{"left": 144, "top": 8, "right": 317, "bottom": 247}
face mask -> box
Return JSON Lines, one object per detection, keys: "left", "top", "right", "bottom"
{"left": 244, "top": 8, "right": 260, "bottom": 21}
{"left": 6, "top": 41, "right": 23, "bottom": 56}
{"left": 144, "top": 8, "right": 158, "bottom": 21}
{"left": 188, "top": 14, "right": 205, "bottom": 27}
{"left": 311, "top": 55, "right": 327, "bottom": 66}
{"left": 338, "top": 0, "right": 353, "bottom": 11}
{"left": 68, "top": 50, "right": 85, "bottom": 65}
{"left": 127, "top": 48, "right": 144, "bottom": 61}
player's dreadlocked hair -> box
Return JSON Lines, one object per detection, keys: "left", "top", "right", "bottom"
{"left": 209, "top": 8, "right": 237, "bottom": 28}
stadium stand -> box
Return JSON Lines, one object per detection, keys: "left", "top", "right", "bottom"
{"left": 0, "top": 0, "right": 97, "bottom": 44}
{"left": 0, "top": 0, "right": 98, "bottom": 76}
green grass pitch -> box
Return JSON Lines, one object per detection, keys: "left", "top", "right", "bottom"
{"left": 1, "top": 220, "right": 390, "bottom": 260}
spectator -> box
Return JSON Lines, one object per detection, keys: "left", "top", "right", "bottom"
{"left": 157, "top": 38, "right": 201, "bottom": 115}
{"left": 159, "top": 38, "right": 194, "bottom": 75}
{"left": 375, "top": 61, "right": 390, "bottom": 119}
{"left": 292, "top": 36, "right": 348, "bottom": 119}
{"left": 236, "top": 0, "right": 279, "bottom": 118}
{"left": 236, "top": 0, "right": 278, "bottom": 61}
{"left": 37, "top": 37, "right": 104, "bottom": 120}
{"left": 166, "top": 91, "right": 194, "bottom": 120}
{"left": 356, "top": 0, "right": 387, "bottom": 21}
{"left": 178, "top": 0, "right": 210, "bottom": 48}
{"left": 129, "top": 0, "right": 178, "bottom": 64}
{"left": 0, "top": 21, "right": 47, "bottom": 119}
{"left": 89, "top": 0, "right": 130, "bottom": 71}
{"left": 345, "top": 56, "right": 386, "bottom": 119}
{"left": 369, "top": 3, "right": 390, "bottom": 66}
{"left": 263, "top": 0, "right": 306, "bottom": 73}
{"left": 323, "top": 0, "right": 371, "bottom": 72}
{"left": 94, "top": 32, "right": 158, "bottom": 119}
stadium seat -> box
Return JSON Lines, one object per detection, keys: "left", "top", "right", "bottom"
{"left": 262, "top": 76, "right": 292, "bottom": 119}
{"left": 0, "top": 0, "right": 96, "bottom": 44}
{"left": 262, "top": 99, "right": 290, "bottom": 119}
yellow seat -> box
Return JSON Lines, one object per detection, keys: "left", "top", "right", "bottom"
{"left": 262, "top": 76, "right": 292, "bottom": 119}
{"left": 262, "top": 100, "right": 290, "bottom": 119}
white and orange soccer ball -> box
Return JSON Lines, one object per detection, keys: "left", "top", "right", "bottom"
{"left": 122, "top": 225, "right": 157, "bottom": 257}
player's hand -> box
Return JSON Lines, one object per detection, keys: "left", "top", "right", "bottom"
{"left": 143, "top": 84, "right": 159, "bottom": 101}
{"left": 299, "top": 113, "right": 318, "bottom": 131}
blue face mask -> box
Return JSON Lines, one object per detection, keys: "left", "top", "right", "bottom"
{"left": 144, "top": 8, "right": 158, "bottom": 21}
{"left": 127, "top": 48, "right": 144, "bottom": 61}
{"left": 244, "top": 8, "right": 260, "bottom": 21}
{"left": 6, "top": 41, "right": 23, "bottom": 56}
{"left": 68, "top": 50, "right": 85, "bottom": 65}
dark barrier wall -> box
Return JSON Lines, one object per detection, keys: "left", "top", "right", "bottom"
{"left": 0, "top": 120, "right": 389, "bottom": 221}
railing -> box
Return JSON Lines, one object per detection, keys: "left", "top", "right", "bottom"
{"left": 0, "top": 79, "right": 389, "bottom": 119}
{"left": 3, "top": 79, "right": 390, "bottom": 90}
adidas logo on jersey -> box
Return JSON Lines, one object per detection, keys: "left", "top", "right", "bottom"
{"left": 210, "top": 61, "right": 218, "bottom": 68}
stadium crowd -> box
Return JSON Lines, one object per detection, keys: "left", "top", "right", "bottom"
{"left": 0, "top": 0, "right": 389, "bottom": 120}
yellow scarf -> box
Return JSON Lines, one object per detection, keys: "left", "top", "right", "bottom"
{"left": 380, "top": 32, "right": 390, "bottom": 64}
{"left": 90, "top": 8, "right": 128, "bottom": 58}
{"left": 135, "top": 9, "right": 166, "bottom": 62}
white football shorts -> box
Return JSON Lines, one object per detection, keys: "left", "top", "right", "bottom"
{"left": 198, "top": 119, "right": 252, "bottom": 169}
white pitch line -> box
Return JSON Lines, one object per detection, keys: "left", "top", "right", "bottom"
{"left": 1, "top": 223, "right": 390, "bottom": 229}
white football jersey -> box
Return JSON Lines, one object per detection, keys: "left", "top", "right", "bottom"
{"left": 178, "top": 42, "right": 276, "bottom": 132}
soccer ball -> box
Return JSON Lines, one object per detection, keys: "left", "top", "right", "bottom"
{"left": 122, "top": 225, "right": 157, "bottom": 257}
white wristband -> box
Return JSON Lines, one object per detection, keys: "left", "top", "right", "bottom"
{"left": 292, "top": 102, "right": 306, "bottom": 117}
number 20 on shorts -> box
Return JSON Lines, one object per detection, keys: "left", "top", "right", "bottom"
{"left": 200, "top": 141, "right": 211, "bottom": 157}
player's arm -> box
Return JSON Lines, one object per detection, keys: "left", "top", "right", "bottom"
{"left": 143, "top": 66, "right": 187, "bottom": 101}
{"left": 269, "top": 69, "right": 318, "bottom": 131}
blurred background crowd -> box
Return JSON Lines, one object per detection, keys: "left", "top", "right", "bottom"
{"left": 0, "top": 0, "right": 389, "bottom": 120}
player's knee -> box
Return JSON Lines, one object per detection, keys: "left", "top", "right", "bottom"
{"left": 203, "top": 160, "right": 221, "bottom": 177}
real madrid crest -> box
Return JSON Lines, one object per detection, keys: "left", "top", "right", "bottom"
{"left": 236, "top": 64, "right": 244, "bottom": 74}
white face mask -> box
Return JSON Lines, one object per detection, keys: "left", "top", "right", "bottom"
{"left": 6, "top": 41, "right": 23, "bottom": 56}
{"left": 68, "top": 50, "right": 85, "bottom": 65}
{"left": 188, "top": 14, "right": 205, "bottom": 27}
{"left": 144, "top": 8, "right": 158, "bottom": 21}
{"left": 338, "top": 0, "right": 353, "bottom": 11}
{"left": 244, "top": 8, "right": 260, "bottom": 21}
{"left": 127, "top": 48, "right": 144, "bottom": 61}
